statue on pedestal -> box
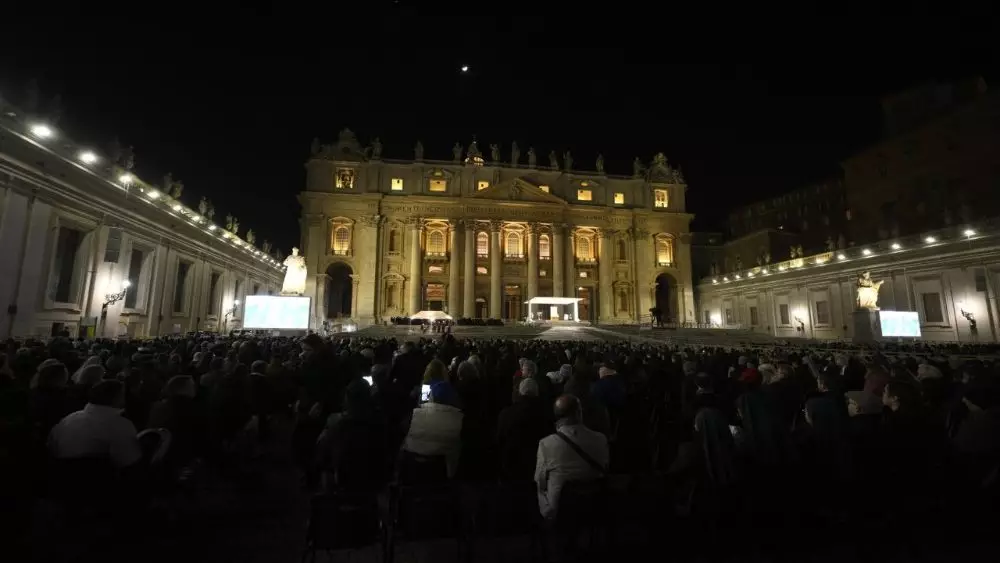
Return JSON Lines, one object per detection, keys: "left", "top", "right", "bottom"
{"left": 262, "top": 240, "right": 272, "bottom": 254}
{"left": 796, "top": 244, "right": 804, "bottom": 257}
{"left": 370, "top": 137, "right": 383, "bottom": 159}
{"left": 170, "top": 180, "right": 184, "bottom": 200}
{"left": 414, "top": 140, "right": 424, "bottom": 161}
{"left": 232, "top": 217, "right": 240, "bottom": 235}
{"left": 764, "top": 250, "right": 771, "bottom": 264}
{"left": 162, "top": 173, "right": 173, "bottom": 194}
{"left": 825, "top": 236, "right": 835, "bottom": 251}
{"left": 735, "top": 256, "right": 743, "bottom": 270}
{"left": 856, "top": 271, "right": 884, "bottom": 310}
{"left": 225, "top": 214, "right": 234, "bottom": 232}
{"left": 198, "top": 197, "right": 208, "bottom": 215}
{"left": 205, "top": 201, "right": 215, "bottom": 220}
{"left": 633, "top": 157, "right": 643, "bottom": 178}
{"left": 467, "top": 139, "right": 481, "bottom": 160}
{"left": 281, "top": 247, "right": 308, "bottom": 296}
{"left": 452, "top": 142, "right": 462, "bottom": 162}
{"left": 527, "top": 147, "right": 536, "bottom": 168}
{"left": 511, "top": 141, "right": 520, "bottom": 167}
{"left": 548, "top": 150, "right": 559, "bottom": 170}
{"left": 596, "top": 154, "right": 605, "bottom": 173}
{"left": 490, "top": 144, "right": 500, "bottom": 163}
{"left": 246, "top": 230, "right": 255, "bottom": 245}
{"left": 789, "top": 245, "right": 798, "bottom": 259}
{"left": 563, "top": 150, "right": 573, "bottom": 171}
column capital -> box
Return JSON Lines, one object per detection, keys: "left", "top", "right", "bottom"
{"left": 405, "top": 216, "right": 423, "bottom": 229}
{"left": 488, "top": 219, "right": 504, "bottom": 233}
{"left": 553, "top": 222, "right": 569, "bottom": 235}
{"left": 358, "top": 214, "right": 383, "bottom": 228}
{"left": 463, "top": 219, "right": 477, "bottom": 232}
{"left": 630, "top": 227, "right": 651, "bottom": 239}
{"left": 525, "top": 222, "right": 540, "bottom": 235}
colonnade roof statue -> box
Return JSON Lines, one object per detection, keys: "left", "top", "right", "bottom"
{"left": 0, "top": 90, "right": 284, "bottom": 273}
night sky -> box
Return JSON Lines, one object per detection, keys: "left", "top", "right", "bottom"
{"left": 1, "top": 10, "right": 994, "bottom": 254}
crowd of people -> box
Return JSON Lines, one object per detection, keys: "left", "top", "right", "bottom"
{"left": 2, "top": 330, "right": 999, "bottom": 560}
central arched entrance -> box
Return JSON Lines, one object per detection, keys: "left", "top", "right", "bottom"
{"left": 653, "top": 273, "right": 676, "bottom": 325}
{"left": 326, "top": 263, "right": 353, "bottom": 318}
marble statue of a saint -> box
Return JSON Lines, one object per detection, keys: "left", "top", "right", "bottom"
{"left": 825, "top": 237, "right": 835, "bottom": 251}
{"left": 511, "top": 141, "right": 520, "bottom": 167}
{"left": 370, "top": 137, "right": 383, "bottom": 159}
{"left": 225, "top": 214, "right": 234, "bottom": 232}
{"left": 856, "top": 271, "right": 884, "bottom": 310}
{"left": 232, "top": 217, "right": 240, "bottom": 235}
{"left": 246, "top": 229, "right": 255, "bottom": 245}
{"left": 764, "top": 250, "right": 771, "bottom": 264}
{"left": 281, "top": 247, "right": 308, "bottom": 296}
{"left": 198, "top": 197, "right": 208, "bottom": 215}
{"left": 527, "top": 147, "right": 536, "bottom": 168}
{"left": 633, "top": 157, "right": 643, "bottom": 178}
{"left": 490, "top": 144, "right": 500, "bottom": 162}
{"left": 789, "top": 245, "right": 797, "bottom": 259}
{"left": 563, "top": 150, "right": 573, "bottom": 171}
{"left": 262, "top": 240, "right": 272, "bottom": 254}
{"left": 596, "top": 154, "right": 605, "bottom": 173}
{"left": 452, "top": 143, "right": 462, "bottom": 162}
{"left": 414, "top": 141, "right": 424, "bottom": 161}
{"left": 548, "top": 150, "right": 559, "bottom": 170}
{"left": 170, "top": 180, "right": 183, "bottom": 200}
{"left": 796, "top": 244, "right": 804, "bottom": 257}
{"left": 206, "top": 201, "right": 215, "bottom": 220}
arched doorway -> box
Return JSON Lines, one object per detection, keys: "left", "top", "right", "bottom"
{"left": 653, "top": 273, "right": 675, "bottom": 326}
{"left": 326, "top": 263, "right": 353, "bottom": 318}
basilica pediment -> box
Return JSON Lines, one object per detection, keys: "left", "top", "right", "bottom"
{"left": 470, "top": 178, "right": 565, "bottom": 204}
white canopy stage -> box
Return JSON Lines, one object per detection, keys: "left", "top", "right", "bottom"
{"left": 410, "top": 310, "right": 454, "bottom": 321}
{"left": 524, "top": 297, "right": 583, "bottom": 322}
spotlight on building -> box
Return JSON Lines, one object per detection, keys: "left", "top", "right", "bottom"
{"left": 747, "top": 272, "right": 754, "bottom": 278}
{"left": 78, "top": 151, "right": 98, "bottom": 164}
{"left": 147, "top": 190, "right": 160, "bottom": 200}
{"left": 891, "top": 242, "right": 901, "bottom": 250}
{"left": 723, "top": 276, "right": 729, "bottom": 282}
{"left": 964, "top": 228, "right": 976, "bottom": 237}
{"left": 837, "top": 253, "right": 846, "bottom": 260}
{"left": 778, "top": 265, "right": 786, "bottom": 271}
{"left": 29, "top": 123, "right": 54, "bottom": 139}
{"left": 208, "top": 224, "right": 217, "bottom": 231}
{"left": 925, "top": 236, "right": 937, "bottom": 244}
{"left": 118, "top": 173, "right": 134, "bottom": 185}
{"left": 171, "top": 204, "right": 182, "bottom": 212}
{"left": 862, "top": 248, "right": 872, "bottom": 256}
{"left": 734, "top": 274, "right": 741, "bottom": 279}
{"left": 762, "top": 268, "right": 769, "bottom": 274}
{"left": 712, "top": 279, "right": 718, "bottom": 284}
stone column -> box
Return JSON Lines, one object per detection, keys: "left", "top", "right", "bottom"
{"left": 552, "top": 223, "right": 565, "bottom": 297}
{"left": 463, "top": 221, "right": 476, "bottom": 317}
{"left": 489, "top": 220, "right": 503, "bottom": 319}
{"left": 315, "top": 274, "right": 327, "bottom": 323}
{"left": 526, "top": 223, "right": 539, "bottom": 300}
{"left": 448, "top": 223, "right": 461, "bottom": 316}
{"left": 598, "top": 229, "right": 613, "bottom": 322}
{"left": 564, "top": 227, "right": 576, "bottom": 302}
{"left": 408, "top": 218, "right": 422, "bottom": 314}
{"left": 633, "top": 228, "right": 653, "bottom": 316}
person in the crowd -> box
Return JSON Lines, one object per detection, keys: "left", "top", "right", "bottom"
{"left": 147, "top": 375, "right": 203, "bottom": 469}
{"left": 535, "top": 394, "right": 609, "bottom": 520}
{"left": 315, "top": 378, "right": 387, "bottom": 491}
{"left": 593, "top": 360, "right": 625, "bottom": 412}
{"left": 402, "top": 380, "right": 464, "bottom": 478}
{"left": 564, "top": 375, "right": 610, "bottom": 436}
{"left": 29, "top": 359, "right": 76, "bottom": 449}
{"left": 498, "top": 378, "right": 553, "bottom": 480}
{"left": 48, "top": 379, "right": 142, "bottom": 470}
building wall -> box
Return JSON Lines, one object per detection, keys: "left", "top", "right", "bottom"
{"left": 0, "top": 104, "right": 283, "bottom": 339}
{"left": 695, "top": 224, "right": 1000, "bottom": 342}
{"left": 299, "top": 131, "right": 695, "bottom": 326}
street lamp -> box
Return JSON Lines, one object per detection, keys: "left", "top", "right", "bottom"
{"left": 99, "top": 280, "right": 131, "bottom": 336}
{"left": 223, "top": 299, "right": 240, "bottom": 333}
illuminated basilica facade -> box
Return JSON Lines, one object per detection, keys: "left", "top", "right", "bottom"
{"left": 299, "top": 130, "right": 695, "bottom": 328}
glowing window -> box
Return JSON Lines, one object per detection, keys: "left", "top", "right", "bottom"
{"left": 577, "top": 189, "right": 592, "bottom": 201}
{"left": 427, "top": 230, "right": 446, "bottom": 254}
{"left": 429, "top": 179, "right": 447, "bottom": 192}
{"left": 391, "top": 178, "right": 404, "bottom": 191}
{"left": 580, "top": 181, "right": 589, "bottom": 187}
{"left": 539, "top": 185, "right": 550, "bottom": 193}
{"left": 538, "top": 234, "right": 551, "bottom": 259}
{"left": 579, "top": 271, "right": 588, "bottom": 278}
{"left": 333, "top": 226, "right": 350, "bottom": 254}
{"left": 654, "top": 189, "right": 668, "bottom": 208}
{"left": 477, "top": 181, "right": 490, "bottom": 191}
{"left": 476, "top": 232, "right": 489, "bottom": 257}
{"left": 540, "top": 270, "right": 547, "bottom": 277}
{"left": 614, "top": 192, "right": 624, "bottom": 205}
{"left": 506, "top": 232, "right": 522, "bottom": 257}
{"left": 655, "top": 235, "right": 674, "bottom": 265}
{"left": 577, "top": 237, "right": 592, "bottom": 259}
{"left": 428, "top": 265, "right": 444, "bottom": 274}
{"left": 476, "top": 266, "right": 488, "bottom": 275}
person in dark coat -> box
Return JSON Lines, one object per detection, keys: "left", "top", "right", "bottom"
{"left": 497, "top": 378, "right": 553, "bottom": 480}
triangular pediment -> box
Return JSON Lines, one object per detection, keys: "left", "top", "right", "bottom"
{"left": 470, "top": 178, "right": 565, "bottom": 204}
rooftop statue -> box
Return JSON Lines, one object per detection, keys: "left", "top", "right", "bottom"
{"left": 262, "top": 240, "right": 272, "bottom": 254}
{"left": 527, "top": 147, "right": 536, "bottom": 168}
{"left": 232, "top": 217, "right": 240, "bottom": 235}
{"left": 370, "top": 137, "right": 382, "bottom": 159}
{"left": 225, "top": 214, "right": 234, "bottom": 232}
{"left": 205, "top": 201, "right": 215, "bottom": 220}
{"left": 170, "top": 180, "right": 183, "bottom": 200}
{"left": 246, "top": 229, "right": 255, "bottom": 245}
{"left": 653, "top": 152, "right": 668, "bottom": 167}
{"left": 511, "top": 141, "right": 520, "bottom": 167}
{"left": 198, "top": 197, "right": 208, "bottom": 215}
{"left": 281, "top": 247, "right": 308, "bottom": 296}
{"left": 563, "top": 150, "right": 573, "bottom": 171}
{"left": 633, "top": 157, "right": 643, "bottom": 178}
{"left": 490, "top": 143, "right": 500, "bottom": 163}
{"left": 414, "top": 140, "right": 424, "bottom": 161}
{"left": 452, "top": 142, "right": 462, "bottom": 162}
{"left": 548, "top": 150, "right": 559, "bottom": 170}
{"left": 856, "top": 271, "right": 884, "bottom": 310}
{"left": 596, "top": 154, "right": 605, "bottom": 173}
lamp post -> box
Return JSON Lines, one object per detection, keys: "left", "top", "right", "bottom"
{"left": 223, "top": 299, "right": 240, "bottom": 333}
{"left": 99, "top": 280, "right": 131, "bottom": 337}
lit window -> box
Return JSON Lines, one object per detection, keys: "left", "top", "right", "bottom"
{"left": 428, "top": 265, "right": 444, "bottom": 274}
{"left": 505, "top": 232, "right": 522, "bottom": 257}
{"left": 540, "top": 270, "right": 547, "bottom": 277}
{"left": 579, "top": 271, "right": 588, "bottom": 278}
{"left": 577, "top": 237, "right": 592, "bottom": 260}
{"left": 655, "top": 235, "right": 673, "bottom": 265}
{"left": 476, "top": 232, "right": 489, "bottom": 257}
{"left": 336, "top": 169, "right": 355, "bottom": 189}
{"left": 427, "top": 230, "right": 446, "bottom": 254}
{"left": 577, "top": 189, "right": 592, "bottom": 201}
{"left": 539, "top": 185, "right": 550, "bottom": 193}
{"left": 614, "top": 192, "right": 624, "bottom": 205}
{"left": 429, "top": 179, "right": 447, "bottom": 192}
{"left": 654, "top": 189, "right": 668, "bottom": 208}
{"left": 477, "top": 181, "right": 490, "bottom": 191}
{"left": 333, "top": 226, "right": 351, "bottom": 255}
{"left": 391, "top": 178, "right": 404, "bottom": 191}
{"left": 580, "top": 181, "right": 589, "bottom": 187}
{"left": 538, "top": 234, "right": 551, "bottom": 259}
{"left": 476, "top": 266, "right": 488, "bottom": 275}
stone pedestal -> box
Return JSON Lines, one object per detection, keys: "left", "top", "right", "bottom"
{"left": 852, "top": 309, "right": 881, "bottom": 343}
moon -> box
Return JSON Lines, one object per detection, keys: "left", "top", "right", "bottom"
{"left": 460, "top": 65, "right": 469, "bottom": 73}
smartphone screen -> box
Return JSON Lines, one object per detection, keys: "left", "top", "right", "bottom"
{"left": 420, "top": 384, "right": 431, "bottom": 402}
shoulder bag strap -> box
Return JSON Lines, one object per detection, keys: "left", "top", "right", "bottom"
{"left": 555, "top": 430, "right": 606, "bottom": 476}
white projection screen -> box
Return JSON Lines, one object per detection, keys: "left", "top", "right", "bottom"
{"left": 879, "top": 311, "right": 921, "bottom": 338}
{"left": 243, "top": 296, "right": 311, "bottom": 330}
